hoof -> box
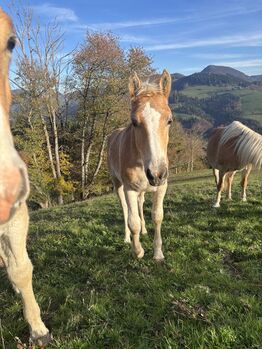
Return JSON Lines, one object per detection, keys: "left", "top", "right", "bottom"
{"left": 124, "top": 237, "right": 131, "bottom": 244}
{"left": 141, "top": 228, "right": 148, "bottom": 235}
{"left": 154, "top": 251, "right": 165, "bottom": 262}
{"left": 242, "top": 197, "right": 247, "bottom": 202}
{"left": 213, "top": 203, "right": 220, "bottom": 208}
{"left": 136, "top": 248, "right": 145, "bottom": 259}
{"left": 32, "top": 332, "right": 53, "bottom": 347}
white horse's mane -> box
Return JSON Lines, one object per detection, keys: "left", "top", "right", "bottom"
{"left": 220, "top": 121, "right": 262, "bottom": 169}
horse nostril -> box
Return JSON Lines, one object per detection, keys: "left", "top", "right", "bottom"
{"left": 146, "top": 168, "right": 155, "bottom": 182}
{"left": 159, "top": 168, "right": 168, "bottom": 180}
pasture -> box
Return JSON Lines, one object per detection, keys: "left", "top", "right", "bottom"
{"left": 0, "top": 170, "right": 261, "bottom": 349}
{"left": 180, "top": 86, "right": 262, "bottom": 126}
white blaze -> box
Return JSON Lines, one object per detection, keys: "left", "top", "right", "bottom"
{"left": 142, "top": 102, "right": 164, "bottom": 166}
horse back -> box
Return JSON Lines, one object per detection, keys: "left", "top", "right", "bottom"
{"left": 207, "top": 126, "right": 241, "bottom": 170}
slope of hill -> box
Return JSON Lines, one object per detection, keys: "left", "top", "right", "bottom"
{"left": 171, "top": 73, "right": 184, "bottom": 81}
{"left": 201, "top": 65, "right": 250, "bottom": 81}
{"left": 172, "top": 72, "right": 249, "bottom": 91}
{"left": 201, "top": 65, "right": 262, "bottom": 82}
{"left": 0, "top": 170, "right": 261, "bottom": 348}
{"left": 170, "top": 65, "right": 262, "bottom": 129}
{"left": 250, "top": 74, "right": 262, "bottom": 82}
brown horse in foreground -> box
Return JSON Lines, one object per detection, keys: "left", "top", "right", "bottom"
{"left": 207, "top": 121, "right": 261, "bottom": 207}
{"left": 108, "top": 70, "right": 172, "bottom": 260}
{"left": 0, "top": 8, "right": 51, "bottom": 346}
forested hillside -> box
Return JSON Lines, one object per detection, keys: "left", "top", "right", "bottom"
{"left": 170, "top": 66, "right": 262, "bottom": 131}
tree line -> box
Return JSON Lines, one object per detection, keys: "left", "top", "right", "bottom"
{"left": 10, "top": 6, "right": 206, "bottom": 208}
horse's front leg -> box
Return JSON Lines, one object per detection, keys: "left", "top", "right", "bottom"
{"left": 2, "top": 204, "right": 51, "bottom": 346}
{"left": 124, "top": 189, "right": 144, "bottom": 258}
{"left": 138, "top": 192, "right": 147, "bottom": 235}
{"left": 152, "top": 182, "right": 167, "bottom": 261}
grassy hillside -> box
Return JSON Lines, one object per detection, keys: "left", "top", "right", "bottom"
{"left": 0, "top": 170, "right": 261, "bottom": 348}
{"left": 178, "top": 86, "right": 262, "bottom": 126}
{"left": 232, "top": 89, "right": 262, "bottom": 123}
{"left": 180, "top": 85, "right": 237, "bottom": 99}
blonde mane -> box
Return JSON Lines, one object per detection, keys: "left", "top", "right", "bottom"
{"left": 220, "top": 121, "right": 262, "bottom": 169}
{"left": 136, "top": 75, "right": 162, "bottom": 96}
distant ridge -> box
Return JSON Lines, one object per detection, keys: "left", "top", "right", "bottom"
{"left": 171, "top": 73, "right": 184, "bottom": 81}
{"left": 201, "top": 65, "right": 250, "bottom": 81}
{"left": 172, "top": 65, "right": 262, "bottom": 90}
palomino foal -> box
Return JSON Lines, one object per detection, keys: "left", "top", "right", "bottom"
{"left": 0, "top": 8, "right": 51, "bottom": 346}
{"left": 207, "top": 121, "right": 259, "bottom": 207}
{"left": 108, "top": 70, "right": 172, "bottom": 260}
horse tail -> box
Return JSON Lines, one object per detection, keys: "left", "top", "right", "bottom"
{"left": 220, "top": 121, "right": 262, "bottom": 169}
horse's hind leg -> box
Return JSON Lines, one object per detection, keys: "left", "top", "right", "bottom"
{"left": 152, "top": 182, "right": 167, "bottom": 261}
{"left": 213, "top": 171, "right": 226, "bottom": 208}
{"left": 2, "top": 204, "right": 51, "bottom": 346}
{"left": 241, "top": 164, "right": 252, "bottom": 201}
{"left": 113, "top": 177, "right": 131, "bottom": 243}
{"left": 138, "top": 192, "right": 147, "bottom": 235}
{"left": 226, "top": 171, "right": 235, "bottom": 200}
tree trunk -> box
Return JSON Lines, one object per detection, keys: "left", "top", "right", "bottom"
{"left": 50, "top": 103, "right": 63, "bottom": 205}
{"left": 40, "top": 111, "right": 57, "bottom": 179}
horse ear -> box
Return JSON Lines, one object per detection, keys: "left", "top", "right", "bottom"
{"left": 160, "top": 69, "right": 171, "bottom": 97}
{"left": 129, "top": 72, "right": 141, "bottom": 98}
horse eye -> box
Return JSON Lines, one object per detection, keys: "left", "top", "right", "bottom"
{"left": 132, "top": 119, "right": 139, "bottom": 127}
{"left": 7, "top": 36, "right": 16, "bottom": 52}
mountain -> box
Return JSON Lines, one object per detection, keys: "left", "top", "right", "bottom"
{"left": 169, "top": 65, "right": 262, "bottom": 132}
{"left": 171, "top": 73, "right": 184, "bottom": 81}
{"left": 173, "top": 65, "right": 262, "bottom": 90}
{"left": 201, "top": 65, "right": 250, "bottom": 81}
{"left": 249, "top": 75, "right": 262, "bottom": 82}
{"left": 172, "top": 71, "right": 249, "bottom": 91}
{"left": 201, "top": 65, "right": 262, "bottom": 82}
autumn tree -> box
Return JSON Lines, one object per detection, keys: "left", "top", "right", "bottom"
{"left": 71, "top": 33, "right": 154, "bottom": 198}
{"left": 126, "top": 47, "right": 154, "bottom": 77}
{"left": 11, "top": 5, "right": 73, "bottom": 206}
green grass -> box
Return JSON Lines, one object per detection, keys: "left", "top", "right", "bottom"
{"left": 180, "top": 86, "right": 234, "bottom": 99}
{"left": 0, "top": 170, "right": 261, "bottom": 348}
{"left": 231, "top": 90, "right": 262, "bottom": 123}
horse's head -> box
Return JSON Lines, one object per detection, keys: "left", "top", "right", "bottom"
{"left": 0, "top": 8, "right": 29, "bottom": 224}
{"left": 129, "top": 70, "right": 172, "bottom": 186}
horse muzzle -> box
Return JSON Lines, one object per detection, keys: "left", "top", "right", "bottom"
{"left": 146, "top": 166, "right": 168, "bottom": 187}
{"left": 0, "top": 161, "right": 29, "bottom": 224}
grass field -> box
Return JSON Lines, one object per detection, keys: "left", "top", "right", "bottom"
{"left": 232, "top": 90, "right": 262, "bottom": 124}
{"left": 0, "top": 170, "right": 261, "bottom": 349}
{"left": 180, "top": 86, "right": 234, "bottom": 99}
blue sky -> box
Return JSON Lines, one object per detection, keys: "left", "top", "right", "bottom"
{"left": 4, "top": 0, "right": 262, "bottom": 75}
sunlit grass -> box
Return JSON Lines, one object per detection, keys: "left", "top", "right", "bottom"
{"left": 0, "top": 170, "right": 261, "bottom": 348}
